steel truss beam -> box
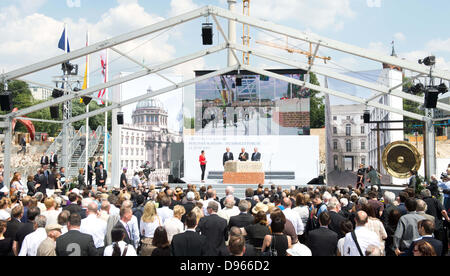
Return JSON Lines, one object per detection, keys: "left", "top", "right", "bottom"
{"left": 0, "top": 6, "right": 210, "bottom": 81}
{"left": 68, "top": 65, "right": 239, "bottom": 124}
{"left": 210, "top": 5, "right": 450, "bottom": 81}
{"left": 6, "top": 43, "right": 227, "bottom": 119}
{"left": 231, "top": 43, "right": 450, "bottom": 113}
{"left": 242, "top": 65, "right": 427, "bottom": 121}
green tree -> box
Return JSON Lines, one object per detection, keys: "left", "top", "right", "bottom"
{"left": 309, "top": 72, "right": 325, "bottom": 128}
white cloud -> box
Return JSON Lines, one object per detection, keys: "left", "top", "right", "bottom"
{"left": 426, "top": 38, "right": 450, "bottom": 53}
{"left": 393, "top": 32, "right": 406, "bottom": 42}
{"left": 247, "top": 0, "right": 356, "bottom": 31}
{"left": 169, "top": 0, "right": 200, "bottom": 17}
{"left": 0, "top": 0, "right": 201, "bottom": 82}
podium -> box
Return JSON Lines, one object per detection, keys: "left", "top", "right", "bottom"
{"left": 223, "top": 161, "right": 265, "bottom": 184}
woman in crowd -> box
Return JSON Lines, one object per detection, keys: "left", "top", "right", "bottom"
{"left": 336, "top": 220, "right": 353, "bottom": 256}
{"left": 104, "top": 228, "right": 137, "bottom": 256}
{"left": 0, "top": 220, "right": 13, "bottom": 256}
{"left": 151, "top": 226, "right": 171, "bottom": 256}
{"left": 0, "top": 199, "right": 10, "bottom": 221}
{"left": 26, "top": 175, "right": 37, "bottom": 197}
{"left": 361, "top": 203, "right": 387, "bottom": 254}
{"left": 261, "top": 216, "right": 291, "bottom": 256}
{"left": 10, "top": 172, "right": 24, "bottom": 196}
{"left": 413, "top": 240, "right": 437, "bottom": 256}
{"left": 77, "top": 168, "right": 86, "bottom": 190}
{"left": 385, "top": 208, "right": 401, "bottom": 256}
{"left": 164, "top": 205, "right": 185, "bottom": 243}
{"left": 292, "top": 193, "right": 310, "bottom": 243}
{"left": 139, "top": 201, "right": 161, "bottom": 256}
{"left": 243, "top": 210, "right": 271, "bottom": 249}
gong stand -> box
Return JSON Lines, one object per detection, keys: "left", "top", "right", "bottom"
{"left": 369, "top": 120, "right": 405, "bottom": 174}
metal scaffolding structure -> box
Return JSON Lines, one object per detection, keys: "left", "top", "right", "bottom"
{"left": 1, "top": 5, "right": 449, "bottom": 187}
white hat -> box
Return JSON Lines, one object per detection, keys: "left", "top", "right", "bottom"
{"left": 71, "top": 188, "right": 80, "bottom": 195}
{"left": 286, "top": 243, "right": 312, "bottom": 256}
{"left": 186, "top": 192, "right": 195, "bottom": 201}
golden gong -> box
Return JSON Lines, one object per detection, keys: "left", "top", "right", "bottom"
{"left": 382, "top": 141, "right": 421, "bottom": 179}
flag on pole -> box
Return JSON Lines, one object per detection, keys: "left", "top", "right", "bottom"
{"left": 58, "top": 27, "right": 71, "bottom": 52}
{"left": 97, "top": 54, "right": 107, "bottom": 104}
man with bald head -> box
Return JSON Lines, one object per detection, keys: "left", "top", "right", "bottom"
{"left": 223, "top": 147, "right": 234, "bottom": 166}
{"left": 80, "top": 201, "right": 107, "bottom": 254}
{"left": 342, "top": 211, "right": 381, "bottom": 256}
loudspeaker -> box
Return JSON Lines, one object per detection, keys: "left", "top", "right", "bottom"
{"left": 363, "top": 112, "right": 370, "bottom": 124}
{"left": 0, "top": 92, "right": 13, "bottom": 111}
{"left": 236, "top": 77, "right": 242, "bottom": 86}
{"left": 425, "top": 91, "right": 439, "bottom": 109}
{"left": 168, "top": 175, "right": 174, "bottom": 183}
{"left": 50, "top": 106, "right": 59, "bottom": 119}
{"left": 52, "top": 88, "right": 64, "bottom": 98}
{"left": 201, "top": 23, "right": 213, "bottom": 45}
{"left": 117, "top": 112, "right": 124, "bottom": 125}
{"left": 81, "top": 96, "right": 92, "bottom": 105}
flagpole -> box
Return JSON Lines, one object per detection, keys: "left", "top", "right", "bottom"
{"left": 104, "top": 48, "right": 109, "bottom": 173}
{"left": 85, "top": 30, "right": 90, "bottom": 186}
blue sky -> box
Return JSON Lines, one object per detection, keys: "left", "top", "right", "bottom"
{"left": 0, "top": 0, "right": 449, "bottom": 103}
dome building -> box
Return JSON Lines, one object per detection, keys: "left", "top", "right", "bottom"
{"left": 121, "top": 87, "right": 182, "bottom": 182}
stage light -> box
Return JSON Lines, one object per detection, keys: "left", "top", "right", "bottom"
{"left": 61, "top": 62, "right": 78, "bottom": 75}
{"left": 52, "top": 88, "right": 64, "bottom": 98}
{"left": 410, "top": 83, "right": 424, "bottom": 95}
{"left": 0, "top": 92, "right": 12, "bottom": 111}
{"left": 201, "top": 23, "right": 213, "bottom": 45}
{"left": 418, "top": 56, "right": 436, "bottom": 67}
{"left": 117, "top": 112, "right": 124, "bottom": 125}
{"left": 438, "top": 83, "right": 448, "bottom": 94}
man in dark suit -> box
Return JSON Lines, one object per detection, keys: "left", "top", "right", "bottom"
{"left": 87, "top": 162, "right": 94, "bottom": 187}
{"left": 56, "top": 213, "right": 98, "bottom": 256}
{"left": 405, "top": 219, "right": 443, "bottom": 256}
{"left": 113, "top": 207, "right": 134, "bottom": 246}
{"left": 40, "top": 151, "right": 49, "bottom": 167}
{"left": 223, "top": 147, "right": 234, "bottom": 166}
{"left": 181, "top": 192, "right": 196, "bottom": 224}
{"left": 49, "top": 152, "right": 58, "bottom": 169}
{"left": 197, "top": 201, "right": 229, "bottom": 256}
{"left": 171, "top": 212, "right": 207, "bottom": 256}
{"left": 5, "top": 205, "right": 23, "bottom": 241}
{"left": 63, "top": 192, "right": 86, "bottom": 219}
{"left": 251, "top": 147, "right": 261, "bottom": 162}
{"left": 13, "top": 207, "right": 40, "bottom": 256}
{"left": 94, "top": 157, "right": 104, "bottom": 171}
{"left": 244, "top": 188, "right": 257, "bottom": 210}
{"left": 306, "top": 212, "right": 338, "bottom": 256}
{"left": 238, "top": 148, "right": 249, "bottom": 162}
{"left": 327, "top": 198, "right": 347, "bottom": 239}
{"left": 37, "top": 166, "right": 50, "bottom": 194}
{"left": 95, "top": 164, "right": 107, "bottom": 188}
{"left": 228, "top": 200, "right": 253, "bottom": 229}
{"left": 47, "top": 169, "right": 58, "bottom": 191}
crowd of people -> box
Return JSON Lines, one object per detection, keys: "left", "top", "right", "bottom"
{"left": 0, "top": 154, "right": 449, "bottom": 256}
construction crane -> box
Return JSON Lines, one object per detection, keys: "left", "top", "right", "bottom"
{"left": 256, "top": 38, "right": 332, "bottom": 65}
{"left": 242, "top": 0, "right": 251, "bottom": 65}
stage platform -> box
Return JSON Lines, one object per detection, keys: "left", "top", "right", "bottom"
{"left": 168, "top": 180, "right": 408, "bottom": 199}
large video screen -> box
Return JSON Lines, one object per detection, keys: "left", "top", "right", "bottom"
{"left": 194, "top": 69, "right": 310, "bottom": 136}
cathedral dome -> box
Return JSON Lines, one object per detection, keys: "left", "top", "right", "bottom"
{"left": 135, "top": 98, "right": 166, "bottom": 111}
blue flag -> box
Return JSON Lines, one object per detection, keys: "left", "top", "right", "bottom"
{"left": 58, "top": 28, "right": 71, "bottom": 52}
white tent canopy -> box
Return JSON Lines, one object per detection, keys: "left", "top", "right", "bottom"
{"left": 1, "top": 5, "right": 447, "bottom": 186}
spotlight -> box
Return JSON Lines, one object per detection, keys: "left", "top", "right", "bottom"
{"left": 61, "top": 62, "right": 78, "bottom": 75}
{"left": 418, "top": 56, "right": 436, "bottom": 67}
{"left": 410, "top": 83, "right": 424, "bottom": 95}
{"left": 201, "top": 23, "right": 213, "bottom": 45}
{"left": 52, "top": 88, "right": 64, "bottom": 98}
{"left": 438, "top": 83, "right": 448, "bottom": 94}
